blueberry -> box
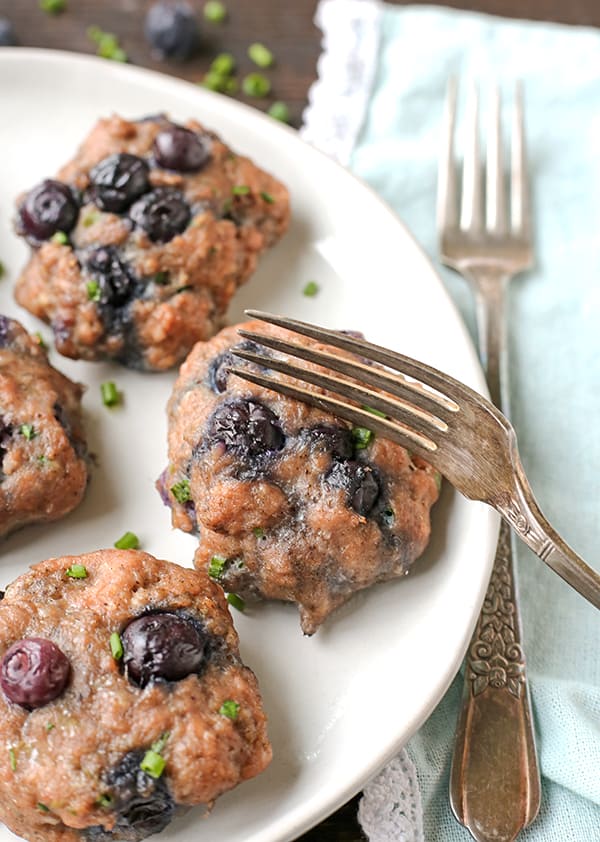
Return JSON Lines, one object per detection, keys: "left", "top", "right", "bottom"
{"left": 0, "top": 315, "right": 12, "bottom": 348}
{"left": 153, "top": 125, "right": 211, "bottom": 172}
{"left": 207, "top": 341, "right": 265, "bottom": 394}
{"left": 18, "top": 179, "right": 79, "bottom": 244}
{"left": 121, "top": 612, "right": 207, "bottom": 688}
{"left": 309, "top": 425, "right": 354, "bottom": 461}
{"left": 145, "top": 1, "right": 200, "bottom": 61}
{"left": 326, "top": 461, "right": 380, "bottom": 516}
{"left": 0, "top": 18, "right": 16, "bottom": 46}
{"left": 89, "top": 154, "right": 150, "bottom": 214}
{"left": 0, "top": 638, "right": 70, "bottom": 709}
{"left": 210, "top": 399, "right": 285, "bottom": 457}
{"left": 129, "top": 188, "right": 190, "bottom": 243}
{"left": 87, "top": 247, "right": 141, "bottom": 308}
{"left": 86, "top": 749, "right": 175, "bottom": 842}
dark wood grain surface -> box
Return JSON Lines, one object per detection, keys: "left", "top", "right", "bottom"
{"left": 1, "top": 1, "right": 598, "bottom": 840}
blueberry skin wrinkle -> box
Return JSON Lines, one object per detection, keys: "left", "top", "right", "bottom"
{"left": 210, "top": 399, "right": 285, "bottom": 457}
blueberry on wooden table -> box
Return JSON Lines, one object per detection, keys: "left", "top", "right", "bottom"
{"left": 0, "top": 18, "right": 16, "bottom": 46}
{"left": 89, "top": 154, "right": 150, "bottom": 213}
{"left": 153, "top": 124, "right": 211, "bottom": 172}
{"left": 145, "top": 1, "right": 200, "bottom": 61}
{"left": 18, "top": 179, "right": 79, "bottom": 244}
{"left": 0, "top": 638, "right": 70, "bottom": 708}
{"left": 121, "top": 612, "right": 207, "bottom": 687}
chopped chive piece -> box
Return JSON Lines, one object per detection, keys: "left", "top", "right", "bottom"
{"left": 211, "top": 53, "right": 235, "bottom": 75}
{"left": 9, "top": 749, "right": 16, "bottom": 771}
{"left": 114, "top": 531, "right": 139, "bottom": 550}
{"left": 208, "top": 555, "right": 226, "bottom": 579}
{"left": 110, "top": 632, "right": 123, "bottom": 660}
{"left": 51, "top": 231, "right": 69, "bottom": 245}
{"left": 153, "top": 271, "right": 169, "bottom": 285}
{"left": 66, "top": 564, "right": 88, "bottom": 579}
{"left": 140, "top": 750, "right": 166, "bottom": 779}
{"left": 434, "top": 471, "right": 442, "bottom": 492}
{"left": 247, "top": 43, "right": 274, "bottom": 69}
{"left": 253, "top": 527, "right": 265, "bottom": 538}
{"left": 219, "top": 699, "right": 240, "bottom": 719}
{"left": 87, "top": 26, "right": 128, "bottom": 62}
{"left": 260, "top": 191, "right": 274, "bottom": 204}
{"left": 203, "top": 1, "right": 227, "bottom": 22}
{"left": 224, "top": 77, "right": 238, "bottom": 94}
{"left": 268, "top": 101, "right": 290, "bottom": 123}
{"left": 231, "top": 185, "right": 250, "bottom": 196}
{"left": 34, "top": 332, "right": 48, "bottom": 350}
{"left": 40, "top": 0, "right": 66, "bottom": 14}
{"left": 170, "top": 478, "right": 191, "bottom": 504}
{"left": 86, "top": 279, "right": 101, "bottom": 302}
{"left": 100, "top": 381, "right": 120, "bottom": 407}
{"left": 46, "top": 723, "right": 55, "bottom": 732}
{"left": 351, "top": 426, "right": 373, "bottom": 450}
{"left": 151, "top": 732, "right": 170, "bottom": 754}
{"left": 0, "top": 261, "right": 5, "bottom": 280}
{"left": 302, "top": 281, "right": 319, "bottom": 297}
{"left": 227, "top": 593, "right": 245, "bottom": 612}
{"left": 97, "top": 794, "right": 112, "bottom": 808}
{"left": 242, "top": 72, "right": 271, "bottom": 98}
{"left": 362, "top": 405, "right": 386, "bottom": 418}
{"left": 37, "top": 803, "right": 50, "bottom": 813}
{"left": 201, "top": 71, "right": 229, "bottom": 92}
{"left": 19, "top": 424, "right": 36, "bottom": 441}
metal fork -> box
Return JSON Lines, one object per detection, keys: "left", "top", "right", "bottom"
{"left": 438, "top": 80, "right": 537, "bottom": 842}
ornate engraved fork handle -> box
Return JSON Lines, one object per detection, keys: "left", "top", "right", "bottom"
{"left": 450, "top": 266, "right": 541, "bottom": 842}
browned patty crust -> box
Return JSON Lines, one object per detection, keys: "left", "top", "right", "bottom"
{"left": 0, "top": 315, "right": 88, "bottom": 538}
{"left": 158, "top": 321, "right": 441, "bottom": 634}
{"left": 14, "top": 115, "right": 289, "bottom": 371}
{"left": 0, "top": 550, "right": 271, "bottom": 842}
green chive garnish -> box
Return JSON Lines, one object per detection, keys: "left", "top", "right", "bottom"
{"left": 97, "top": 794, "right": 112, "bottom": 808}
{"left": 268, "top": 101, "right": 290, "bottom": 123}
{"left": 170, "top": 478, "right": 191, "bottom": 504}
{"left": 227, "top": 593, "right": 245, "bottom": 612}
{"left": 302, "top": 281, "right": 319, "bottom": 297}
{"left": 66, "top": 564, "right": 88, "bottom": 579}
{"left": 211, "top": 53, "right": 235, "bottom": 75}
{"left": 114, "top": 531, "right": 139, "bottom": 550}
{"left": 101, "top": 381, "right": 120, "bottom": 407}
{"left": 231, "top": 185, "right": 250, "bottom": 196}
{"left": 219, "top": 699, "right": 240, "bottom": 719}
{"left": 260, "top": 191, "right": 274, "bottom": 204}
{"left": 247, "top": 43, "right": 274, "bottom": 69}
{"left": 140, "top": 750, "right": 166, "bottom": 779}
{"left": 201, "top": 71, "right": 229, "bottom": 92}
{"left": 34, "top": 332, "right": 48, "bottom": 350}
{"left": 82, "top": 210, "right": 100, "bottom": 227}
{"left": 9, "top": 749, "right": 16, "bottom": 771}
{"left": 46, "top": 723, "right": 55, "bottom": 732}
{"left": 51, "top": 231, "right": 69, "bottom": 245}
{"left": 434, "top": 471, "right": 442, "bottom": 492}
{"left": 87, "top": 26, "right": 128, "bottom": 62}
{"left": 203, "top": 1, "right": 227, "bottom": 22}
{"left": 0, "top": 261, "right": 5, "bottom": 280}
{"left": 110, "top": 632, "right": 123, "bottom": 660}
{"left": 37, "top": 803, "right": 50, "bottom": 813}
{"left": 19, "top": 424, "right": 36, "bottom": 441}
{"left": 352, "top": 427, "right": 373, "bottom": 450}
{"left": 253, "top": 527, "right": 265, "bottom": 538}
{"left": 151, "top": 732, "right": 170, "bottom": 754}
{"left": 208, "top": 555, "right": 227, "bottom": 580}
{"left": 86, "top": 280, "right": 101, "bottom": 302}
{"left": 363, "top": 405, "right": 386, "bottom": 418}
{"left": 153, "top": 271, "right": 169, "bottom": 285}
{"left": 242, "top": 72, "right": 271, "bottom": 98}
{"left": 40, "top": 0, "right": 66, "bottom": 14}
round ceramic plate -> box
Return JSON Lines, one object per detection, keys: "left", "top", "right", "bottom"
{"left": 0, "top": 50, "right": 498, "bottom": 842}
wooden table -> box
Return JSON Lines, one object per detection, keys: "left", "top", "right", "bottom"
{"left": 1, "top": 1, "right": 597, "bottom": 840}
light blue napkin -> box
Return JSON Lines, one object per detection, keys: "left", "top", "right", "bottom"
{"left": 339, "top": 3, "right": 600, "bottom": 839}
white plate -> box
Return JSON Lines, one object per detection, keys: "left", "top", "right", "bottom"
{"left": 0, "top": 50, "right": 498, "bottom": 842}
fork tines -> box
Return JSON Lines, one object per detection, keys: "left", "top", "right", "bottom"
{"left": 229, "top": 310, "right": 468, "bottom": 460}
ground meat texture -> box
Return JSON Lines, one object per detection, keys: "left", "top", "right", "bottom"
{"left": 0, "top": 550, "right": 271, "bottom": 842}
{"left": 0, "top": 315, "right": 88, "bottom": 538}
{"left": 159, "top": 321, "right": 441, "bottom": 635}
{"left": 14, "top": 114, "right": 290, "bottom": 371}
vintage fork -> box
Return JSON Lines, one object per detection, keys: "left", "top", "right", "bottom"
{"left": 438, "top": 80, "right": 538, "bottom": 842}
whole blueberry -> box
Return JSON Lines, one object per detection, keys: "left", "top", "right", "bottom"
{"left": 19, "top": 179, "right": 79, "bottom": 244}
{"left": 129, "top": 188, "right": 190, "bottom": 243}
{"left": 89, "top": 154, "right": 150, "bottom": 213}
{"left": 121, "top": 612, "right": 207, "bottom": 688}
{"left": 309, "top": 425, "right": 354, "bottom": 461}
{"left": 326, "top": 461, "right": 380, "bottom": 516}
{"left": 0, "top": 638, "right": 70, "bottom": 709}
{"left": 153, "top": 125, "right": 211, "bottom": 172}
{"left": 0, "top": 315, "right": 12, "bottom": 348}
{"left": 87, "top": 247, "right": 139, "bottom": 307}
{"left": 0, "top": 18, "right": 16, "bottom": 46}
{"left": 211, "top": 399, "right": 285, "bottom": 457}
{"left": 145, "top": 1, "right": 200, "bottom": 61}
{"left": 86, "top": 749, "right": 175, "bottom": 842}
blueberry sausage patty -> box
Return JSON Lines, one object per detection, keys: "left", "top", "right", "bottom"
{"left": 0, "top": 315, "right": 88, "bottom": 538}
{"left": 158, "top": 321, "right": 441, "bottom": 635}
{"left": 14, "top": 114, "right": 290, "bottom": 371}
{"left": 0, "top": 550, "right": 271, "bottom": 842}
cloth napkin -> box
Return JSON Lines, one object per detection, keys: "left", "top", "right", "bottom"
{"left": 302, "top": 3, "right": 600, "bottom": 840}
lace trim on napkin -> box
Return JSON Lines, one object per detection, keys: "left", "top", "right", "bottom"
{"left": 300, "top": 0, "right": 383, "bottom": 165}
{"left": 358, "top": 749, "right": 424, "bottom": 842}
